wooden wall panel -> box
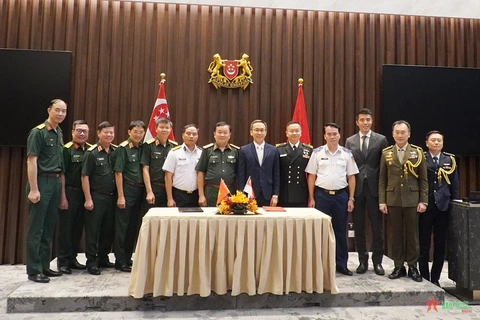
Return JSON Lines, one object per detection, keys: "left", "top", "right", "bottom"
{"left": 1, "top": 0, "right": 480, "bottom": 263}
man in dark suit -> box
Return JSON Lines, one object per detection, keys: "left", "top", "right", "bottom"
{"left": 345, "top": 108, "right": 388, "bottom": 276}
{"left": 238, "top": 119, "right": 280, "bottom": 207}
{"left": 379, "top": 120, "right": 428, "bottom": 282}
{"left": 276, "top": 121, "right": 312, "bottom": 207}
{"left": 419, "top": 130, "right": 459, "bottom": 286}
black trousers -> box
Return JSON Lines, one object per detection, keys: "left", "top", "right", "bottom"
{"left": 172, "top": 187, "right": 199, "bottom": 207}
{"left": 352, "top": 180, "right": 384, "bottom": 264}
{"left": 418, "top": 204, "right": 448, "bottom": 282}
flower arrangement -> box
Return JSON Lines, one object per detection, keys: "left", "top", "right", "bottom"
{"left": 217, "top": 191, "right": 258, "bottom": 215}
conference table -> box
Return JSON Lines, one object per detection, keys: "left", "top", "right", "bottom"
{"left": 128, "top": 207, "right": 339, "bottom": 298}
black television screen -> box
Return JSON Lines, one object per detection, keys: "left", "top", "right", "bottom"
{"left": 382, "top": 64, "right": 480, "bottom": 156}
{"left": 0, "top": 49, "right": 72, "bottom": 146}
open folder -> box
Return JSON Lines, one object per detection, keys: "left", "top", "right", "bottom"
{"left": 262, "top": 206, "right": 286, "bottom": 212}
{"left": 178, "top": 207, "right": 204, "bottom": 212}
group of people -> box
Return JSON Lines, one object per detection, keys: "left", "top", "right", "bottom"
{"left": 25, "top": 100, "right": 459, "bottom": 288}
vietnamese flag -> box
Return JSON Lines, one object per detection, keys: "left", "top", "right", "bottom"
{"left": 217, "top": 179, "right": 231, "bottom": 205}
{"left": 291, "top": 79, "right": 311, "bottom": 145}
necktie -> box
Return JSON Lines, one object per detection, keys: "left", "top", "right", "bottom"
{"left": 433, "top": 156, "right": 439, "bottom": 169}
{"left": 398, "top": 148, "right": 405, "bottom": 164}
{"left": 292, "top": 145, "right": 296, "bottom": 151}
{"left": 257, "top": 146, "right": 263, "bottom": 166}
{"left": 361, "top": 135, "right": 368, "bottom": 157}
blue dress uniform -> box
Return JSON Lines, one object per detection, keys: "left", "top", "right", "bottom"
{"left": 26, "top": 121, "right": 64, "bottom": 277}
{"left": 419, "top": 151, "right": 459, "bottom": 283}
{"left": 276, "top": 142, "right": 312, "bottom": 207}
{"left": 305, "top": 145, "right": 359, "bottom": 269}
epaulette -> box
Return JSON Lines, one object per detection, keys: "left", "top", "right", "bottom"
{"left": 202, "top": 143, "right": 214, "bottom": 149}
{"left": 64, "top": 141, "right": 73, "bottom": 148}
{"left": 35, "top": 123, "right": 46, "bottom": 130}
{"left": 119, "top": 140, "right": 129, "bottom": 147}
{"left": 410, "top": 144, "right": 423, "bottom": 150}
{"left": 230, "top": 143, "right": 240, "bottom": 150}
{"left": 342, "top": 147, "right": 352, "bottom": 153}
{"left": 168, "top": 139, "right": 178, "bottom": 145}
{"left": 444, "top": 152, "right": 456, "bottom": 157}
{"left": 146, "top": 138, "right": 156, "bottom": 144}
{"left": 85, "top": 142, "right": 92, "bottom": 148}
{"left": 302, "top": 143, "right": 313, "bottom": 149}
{"left": 313, "top": 146, "right": 323, "bottom": 153}
{"left": 87, "top": 144, "right": 97, "bottom": 152}
{"left": 276, "top": 142, "right": 287, "bottom": 147}
{"left": 171, "top": 145, "right": 182, "bottom": 151}
{"left": 383, "top": 145, "right": 394, "bottom": 152}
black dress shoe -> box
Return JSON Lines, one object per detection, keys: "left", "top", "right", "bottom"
{"left": 374, "top": 264, "right": 385, "bottom": 276}
{"left": 43, "top": 269, "right": 62, "bottom": 277}
{"left": 98, "top": 260, "right": 115, "bottom": 268}
{"left": 128, "top": 259, "right": 133, "bottom": 267}
{"left": 69, "top": 260, "right": 86, "bottom": 270}
{"left": 409, "top": 267, "right": 423, "bottom": 282}
{"left": 432, "top": 280, "right": 441, "bottom": 287}
{"left": 28, "top": 274, "right": 50, "bottom": 283}
{"left": 88, "top": 267, "right": 101, "bottom": 275}
{"left": 388, "top": 266, "right": 407, "bottom": 279}
{"left": 59, "top": 266, "right": 72, "bottom": 274}
{"left": 116, "top": 264, "right": 132, "bottom": 272}
{"left": 356, "top": 262, "right": 368, "bottom": 274}
{"left": 336, "top": 266, "right": 353, "bottom": 276}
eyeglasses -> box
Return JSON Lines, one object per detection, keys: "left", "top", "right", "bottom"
{"left": 252, "top": 128, "right": 266, "bottom": 133}
{"left": 75, "top": 129, "right": 89, "bottom": 134}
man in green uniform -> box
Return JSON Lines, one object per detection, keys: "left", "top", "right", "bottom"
{"left": 26, "top": 99, "right": 67, "bottom": 283}
{"left": 196, "top": 121, "right": 239, "bottom": 206}
{"left": 114, "top": 120, "right": 146, "bottom": 272}
{"left": 81, "top": 121, "right": 117, "bottom": 276}
{"left": 142, "top": 118, "right": 177, "bottom": 207}
{"left": 57, "top": 120, "right": 90, "bottom": 274}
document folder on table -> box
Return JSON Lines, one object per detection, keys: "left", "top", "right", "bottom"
{"left": 178, "top": 207, "right": 204, "bottom": 212}
{"left": 262, "top": 206, "right": 286, "bottom": 212}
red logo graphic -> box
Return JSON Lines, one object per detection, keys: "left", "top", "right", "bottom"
{"left": 223, "top": 60, "right": 238, "bottom": 80}
{"left": 425, "top": 296, "right": 441, "bottom": 312}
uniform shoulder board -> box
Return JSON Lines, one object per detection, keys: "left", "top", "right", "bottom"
{"left": 313, "top": 146, "right": 323, "bottom": 153}
{"left": 64, "top": 141, "right": 73, "bottom": 148}
{"left": 111, "top": 143, "right": 118, "bottom": 150}
{"left": 35, "top": 123, "right": 46, "bottom": 130}
{"left": 168, "top": 139, "right": 178, "bottom": 146}
{"left": 202, "top": 143, "right": 214, "bottom": 149}
{"left": 444, "top": 152, "right": 456, "bottom": 157}
{"left": 342, "top": 147, "right": 352, "bottom": 153}
{"left": 146, "top": 138, "right": 156, "bottom": 144}
{"left": 230, "top": 143, "right": 240, "bottom": 150}
{"left": 302, "top": 143, "right": 313, "bottom": 149}
{"left": 171, "top": 145, "right": 182, "bottom": 151}
{"left": 119, "top": 140, "right": 129, "bottom": 147}
{"left": 410, "top": 144, "right": 423, "bottom": 150}
{"left": 382, "top": 145, "right": 394, "bottom": 152}
{"left": 275, "top": 142, "right": 287, "bottom": 148}
{"left": 87, "top": 144, "right": 97, "bottom": 152}
{"left": 85, "top": 142, "right": 92, "bottom": 148}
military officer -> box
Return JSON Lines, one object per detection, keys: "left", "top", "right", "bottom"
{"left": 419, "top": 131, "right": 459, "bottom": 286}
{"left": 142, "top": 118, "right": 177, "bottom": 207}
{"left": 26, "top": 99, "right": 67, "bottom": 283}
{"left": 82, "top": 121, "right": 117, "bottom": 276}
{"left": 57, "top": 120, "right": 91, "bottom": 274}
{"left": 163, "top": 124, "right": 202, "bottom": 207}
{"left": 306, "top": 123, "right": 359, "bottom": 276}
{"left": 379, "top": 120, "right": 428, "bottom": 282}
{"left": 276, "top": 121, "right": 312, "bottom": 207}
{"left": 113, "top": 120, "right": 146, "bottom": 272}
{"left": 196, "top": 121, "right": 239, "bottom": 207}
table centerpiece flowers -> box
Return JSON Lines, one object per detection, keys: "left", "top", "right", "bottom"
{"left": 217, "top": 191, "right": 259, "bottom": 215}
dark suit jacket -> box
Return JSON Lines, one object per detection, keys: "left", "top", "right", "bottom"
{"left": 345, "top": 131, "right": 388, "bottom": 197}
{"left": 378, "top": 143, "right": 428, "bottom": 207}
{"left": 276, "top": 142, "right": 312, "bottom": 204}
{"left": 425, "top": 152, "right": 460, "bottom": 212}
{"left": 237, "top": 142, "right": 280, "bottom": 200}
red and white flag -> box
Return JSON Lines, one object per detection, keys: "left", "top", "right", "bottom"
{"left": 292, "top": 81, "right": 311, "bottom": 144}
{"left": 243, "top": 176, "right": 255, "bottom": 199}
{"left": 144, "top": 78, "right": 175, "bottom": 142}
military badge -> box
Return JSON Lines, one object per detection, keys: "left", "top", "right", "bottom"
{"left": 208, "top": 53, "right": 253, "bottom": 89}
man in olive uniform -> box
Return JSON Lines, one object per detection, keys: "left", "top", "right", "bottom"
{"left": 142, "top": 118, "right": 177, "bottom": 207}
{"left": 26, "top": 99, "right": 67, "bottom": 283}
{"left": 379, "top": 120, "right": 428, "bottom": 282}
{"left": 57, "top": 120, "right": 90, "bottom": 274}
{"left": 114, "top": 120, "right": 146, "bottom": 272}
{"left": 196, "top": 121, "right": 239, "bottom": 207}
{"left": 276, "top": 121, "right": 312, "bottom": 207}
{"left": 82, "top": 121, "right": 117, "bottom": 276}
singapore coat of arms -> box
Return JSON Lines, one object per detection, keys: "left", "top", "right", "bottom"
{"left": 207, "top": 53, "right": 253, "bottom": 90}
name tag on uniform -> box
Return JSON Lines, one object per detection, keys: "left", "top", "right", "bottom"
{"left": 179, "top": 158, "right": 186, "bottom": 160}
{"left": 280, "top": 154, "right": 287, "bottom": 157}
{"left": 97, "top": 157, "right": 104, "bottom": 161}
{"left": 72, "top": 154, "right": 81, "bottom": 159}
{"left": 227, "top": 155, "right": 235, "bottom": 158}
{"left": 321, "top": 158, "right": 328, "bottom": 160}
